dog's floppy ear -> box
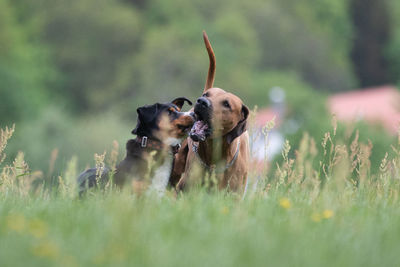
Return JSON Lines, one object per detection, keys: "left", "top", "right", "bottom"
{"left": 132, "top": 104, "right": 160, "bottom": 135}
{"left": 132, "top": 117, "right": 140, "bottom": 135}
{"left": 224, "top": 104, "right": 249, "bottom": 144}
{"left": 171, "top": 97, "right": 192, "bottom": 110}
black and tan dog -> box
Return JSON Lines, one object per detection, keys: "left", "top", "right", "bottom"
{"left": 174, "top": 32, "right": 250, "bottom": 194}
{"left": 78, "top": 97, "right": 194, "bottom": 196}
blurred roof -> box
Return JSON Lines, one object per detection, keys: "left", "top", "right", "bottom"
{"left": 328, "top": 85, "right": 400, "bottom": 134}
{"left": 254, "top": 108, "right": 281, "bottom": 128}
{"left": 255, "top": 85, "right": 400, "bottom": 134}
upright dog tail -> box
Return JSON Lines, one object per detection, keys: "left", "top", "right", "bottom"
{"left": 203, "top": 31, "right": 216, "bottom": 92}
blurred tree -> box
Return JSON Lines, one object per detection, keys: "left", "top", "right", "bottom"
{"left": 22, "top": 0, "right": 144, "bottom": 113}
{"left": 3, "top": 0, "right": 359, "bottom": 117}
{"left": 386, "top": 0, "right": 400, "bottom": 85}
{"left": 133, "top": 0, "right": 261, "bottom": 106}
{"left": 136, "top": 0, "right": 356, "bottom": 107}
{"left": 0, "top": 0, "right": 55, "bottom": 124}
{"left": 244, "top": 0, "right": 356, "bottom": 91}
{"left": 350, "top": 0, "right": 391, "bottom": 87}
{"left": 124, "top": 0, "right": 147, "bottom": 9}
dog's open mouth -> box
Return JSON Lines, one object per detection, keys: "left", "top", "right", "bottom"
{"left": 189, "top": 121, "right": 208, "bottom": 141}
{"left": 189, "top": 114, "right": 212, "bottom": 142}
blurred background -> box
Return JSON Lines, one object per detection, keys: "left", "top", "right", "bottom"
{"left": 1, "top": 0, "right": 400, "bottom": 176}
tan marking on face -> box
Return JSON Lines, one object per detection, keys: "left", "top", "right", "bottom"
{"left": 169, "top": 107, "right": 179, "bottom": 113}
{"left": 155, "top": 112, "right": 194, "bottom": 141}
{"left": 171, "top": 113, "right": 195, "bottom": 138}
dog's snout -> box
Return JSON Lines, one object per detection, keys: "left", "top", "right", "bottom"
{"left": 196, "top": 97, "right": 210, "bottom": 108}
{"left": 194, "top": 97, "right": 212, "bottom": 122}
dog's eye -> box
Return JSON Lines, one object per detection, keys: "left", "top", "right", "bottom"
{"left": 222, "top": 100, "right": 231, "bottom": 109}
{"left": 202, "top": 92, "right": 209, "bottom": 97}
{"left": 177, "top": 124, "right": 187, "bottom": 130}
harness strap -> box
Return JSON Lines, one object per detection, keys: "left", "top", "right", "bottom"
{"left": 192, "top": 139, "right": 241, "bottom": 173}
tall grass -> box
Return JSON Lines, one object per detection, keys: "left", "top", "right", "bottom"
{"left": 1, "top": 121, "right": 400, "bottom": 267}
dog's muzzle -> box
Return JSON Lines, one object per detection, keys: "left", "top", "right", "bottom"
{"left": 189, "top": 97, "right": 212, "bottom": 142}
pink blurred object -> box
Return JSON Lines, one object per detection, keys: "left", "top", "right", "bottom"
{"left": 254, "top": 108, "right": 281, "bottom": 128}
{"left": 255, "top": 85, "right": 400, "bottom": 135}
{"left": 328, "top": 85, "right": 400, "bottom": 134}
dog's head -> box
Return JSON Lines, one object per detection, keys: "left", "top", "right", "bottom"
{"left": 132, "top": 97, "right": 195, "bottom": 145}
{"left": 190, "top": 88, "right": 249, "bottom": 144}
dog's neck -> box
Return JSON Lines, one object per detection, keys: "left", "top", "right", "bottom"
{"left": 122, "top": 136, "right": 178, "bottom": 196}
{"left": 126, "top": 137, "right": 180, "bottom": 157}
{"left": 146, "top": 152, "right": 174, "bottom": 197}
{"left": 114, "top": 137, "right": 171, "bottom": 180}
{"left": 196, "top": 137, "right": 239, "bottom": 166}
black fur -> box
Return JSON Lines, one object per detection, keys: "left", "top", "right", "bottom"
{"left": 171, "top": 97, "right": 192, "bottom": 109}
{"left": 77, "top": 98, "right": 192, "bottom": 195}
{"left": 132, "top": 103, "right": 164, "bottom": 139}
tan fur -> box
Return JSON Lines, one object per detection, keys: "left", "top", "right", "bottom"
{"left": 176, "top": 89, "right": 249, "bottom": 193}
{"left": 174, "top": 32, "right": 249, "bottom": 194}
{"left": 203, "top": 31, "right": 216, "bottom": 92}
{"left": 156, "top": 113, "right": 194, "bottom": 142}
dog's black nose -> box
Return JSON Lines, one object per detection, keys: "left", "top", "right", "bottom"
{"left": 196, "top": 97, "right": 211, "bottom": 108}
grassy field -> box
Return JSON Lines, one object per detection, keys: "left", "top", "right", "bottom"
{"left": 1, "top": 124, "right": 400, "bottom": 267}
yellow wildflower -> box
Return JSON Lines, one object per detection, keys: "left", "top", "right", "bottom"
{"left": 31, "top": 240, "right": 59, "bottom": 259}
{"left": 279, "top": 198, "right": 291, "bottom": 209}
{"left": 28, "top": 218, "right": 48, "bottom": 239}
{"left": 6, "top": 213, "right": 26, "bottom": 233}
{"left": 60, "top": 255, "right": 78, "bottom": 267}
{"left": 92, "top": 253, "right": 106, "bottom": 265}
{"left": 311, "top": 213, "right": 321, "bottom": 222}
{"left": 322, "top": 209, "right": 334, "bottom": 219}
{"left": 221, "top": 206, "right": 229, "bottom": 214}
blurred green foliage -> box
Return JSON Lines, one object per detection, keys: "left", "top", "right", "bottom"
{"left": 5, "top": 0, "right": 359, "bottom": 114}
{"left": 0, "top": 0, "right": 399, "bottom": 174}
{"left": 387, "top": 0, "right": 400, "bottom": 84}
{"left": 7, "top": 107, "right": 131, "bottom": 173}
{"left": 0, "top": 1, "right": 56, "bottom": 124}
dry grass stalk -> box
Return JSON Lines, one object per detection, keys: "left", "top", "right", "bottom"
{"left": 94, "top": 151, "right": 106, "bottom": 184}
{"left": 107, "top": 140, "right": 119, "bottom": 172}
{"left": 0, "top": 124, "right": 15, "bottom": 164}
{"left": 59, "top": 156, "right": 77, "bottom": 198}
{"left": 47, "top": 149, "right": 59, "bottom": 179}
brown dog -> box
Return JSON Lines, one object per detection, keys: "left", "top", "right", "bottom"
{"left": 174, "top": 32, "right": 250, "bottom": 194}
